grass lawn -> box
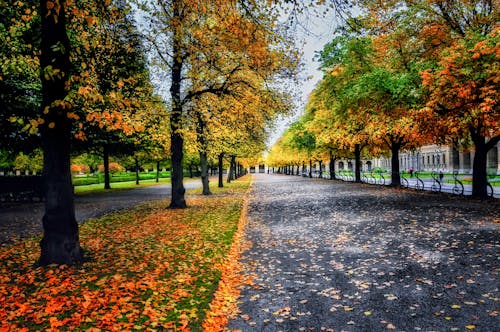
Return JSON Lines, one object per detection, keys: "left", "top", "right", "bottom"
{"left": 0, "top": 175, "right": 251, "bottom": 331}
{"left": 74, "top": 177, "right": 172, "bottom": 195}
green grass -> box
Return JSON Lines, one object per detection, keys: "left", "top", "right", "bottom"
{"left": 74, "top": 177, "right": 172, "bottom": 195}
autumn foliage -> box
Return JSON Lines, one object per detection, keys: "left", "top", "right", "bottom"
{"left": 0, "top": 177, "right": 251, "bottom": 330}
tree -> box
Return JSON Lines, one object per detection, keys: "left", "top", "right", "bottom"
{"left": 362, "top": 0, "right": 499, "bottom": 197}
{"left": 70, "top": 0, "right": 156, "bottom": 190}
{"left": 420, "top": 28, "right": 499, "bottom": 198}
{"left": 137, "top": 0, "right": 298, "bottom": 208}
{"left": 1, "top": 0, "right": 41, "bottom": 154}
{"left": 39, "top": 0, "right": 84, "bottom": 265}
{"left": 312, "top": 36, "right": 375, "bottom": 183}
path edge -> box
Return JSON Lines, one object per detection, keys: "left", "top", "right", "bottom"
{"left": 202, "top": 174, "right": 255, "bottom": 331}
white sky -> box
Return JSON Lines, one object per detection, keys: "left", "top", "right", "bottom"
{"left": 266, "top": 12, "right": 337, "bottom": 147}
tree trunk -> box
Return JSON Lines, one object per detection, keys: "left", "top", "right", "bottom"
{"left": 390, "top": 141, "right": 402, "bottom": 187}
{"left": 39, "top": 0, "right": 83, "bottom": 265}
{"left": 218, "top": 153, "right": 224, "bottom": 188}
{"left": 329, "top": 151, "right": 336, "bottom": 180}
{"left": 103, "top": 144, "right": 111, "bottom": 190}
{"left": 200, "top": 151, "right": 211, "bottom": 195}
{"left": 156, "top": 160, "right": 160, "bottom": 183}
{"left": 354, "top": 144, "right": 362, "bottom": 183}
{"left": 227, "top": 155, "right": 236, "bottom": 183}
{"left": 309, "top": 159, "right": 312, "bottom": 178}
{"left": 169, "top": 9, "right": 186, "bottom": 209}
{"left": 319, "top": 160, "right": 323, "bottom": 178}
{"left": 471, "top": 132, "right": 499, "bottom": 199}
{"left": 135, "top": 157, "right": 140, "bottom": 185}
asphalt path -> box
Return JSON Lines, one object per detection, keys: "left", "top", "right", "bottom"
{"left": 228, "top": 174, "right": 499, "bottom": 331}
{"left": 0, "top": 179, "right": 202, "bottom": 245}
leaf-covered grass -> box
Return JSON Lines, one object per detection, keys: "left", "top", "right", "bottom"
{"left": 0, "top": 175, "right": 251, "bottom": 331}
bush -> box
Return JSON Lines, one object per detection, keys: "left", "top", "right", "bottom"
{"left": 72, "top": 177, "right": 99, "bottom": 186}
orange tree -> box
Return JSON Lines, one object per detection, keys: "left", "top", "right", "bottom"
{"left": 358, "top": 0, "right": 499, "bottom": 196}
{"left": 420, "top": 28, "right": 499, "bottom": 198}
{"left": 3, "top": 0, "right": 159, "bottom": 264}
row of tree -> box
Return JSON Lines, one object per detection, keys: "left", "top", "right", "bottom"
{"left": 267, "top": 0, "right": 499, "bottom": 199}
{"left": 1, "top": 0, "right": 302, "bottom": 264}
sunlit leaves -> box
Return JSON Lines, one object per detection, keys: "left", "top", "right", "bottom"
{"left": 420, "top": 28, "right": 499, "bottom": 142}
{"left": 0, "top": 177, "right": 251, "bottom": 330}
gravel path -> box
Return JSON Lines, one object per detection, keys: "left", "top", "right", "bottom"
{"left": 0, "top": 179, "right": 202, "bottom": 245}
{"left": 228, "top": 174, "right": 499, "bottom": 331}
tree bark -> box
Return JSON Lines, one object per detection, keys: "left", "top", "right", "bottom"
{"left": 135, "top": 157, "right": 140, "bottom": 185}
{"left": 354, "top": 144, "right": 362, "bottom": 183}
{"left": 471, "top": 131, "right": 499, "bottom": 199}
{"left": 329, "top": 151, "right": 336, "bottom": 180}
{"left": 39, "top": 0, "right": 83, "bottom": 265}
{"left": 309, "top": 159, "right": 312, "bottom": 178}
{"left": 227, "top": 155, "right": 236, "bottom": 183}
{"left": 218, "top": 153, "right": 224, "bottom": 188}
{"left": 156, "top": 160, "right": 160, "bottom": 183}
{"left": 103, "top": 144, "right": 111, "bottom": 189}
{"left": 390, "top": 140, "right": 402, "bottom": 187}
{"left": 169, "top": 6, "right": 186, "bottom": 208}
{"left": 319, "top": 160, "right": 323, "bottom": 178}
{"left": 200, "top": 151, "right": 211, "bottom": 195}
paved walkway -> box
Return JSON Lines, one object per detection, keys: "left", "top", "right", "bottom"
{"left": 0, "top": 180, "right": 202, "bottom": 245}
{"left": 228, "top": 174, "right": 499, "bottom": 331}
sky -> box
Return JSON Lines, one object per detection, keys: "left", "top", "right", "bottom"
{"left": 266, "top": 12, "right": 338, "bottom": 147}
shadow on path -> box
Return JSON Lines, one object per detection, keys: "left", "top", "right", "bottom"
{"left": 228, "top": 174, "right": 499, "bottom": 331}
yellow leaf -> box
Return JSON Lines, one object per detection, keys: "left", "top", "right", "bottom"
{"left": 48, "top": 122, "right": 55, "bottom": 129}
{"left": 451, "top": 304, "right": 461, "bottom": 309}
{"left": 364, "top": 311, "right": 372, "bottom": 316}
{"left": 344, "top": 307, "right": 353, "bottom": 311}
{"left": 465, "top": 325, "right": 476, "bottom": 330}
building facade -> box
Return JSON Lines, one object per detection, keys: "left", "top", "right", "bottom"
{"left": 340, "top": 143, "right": 500, "bottom": 174}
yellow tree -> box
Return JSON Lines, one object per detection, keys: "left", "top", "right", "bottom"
{"left": 305, "top": 95, "right": 350, "bottom": 180}
{"left": 137, "top": 0, "right": 298, "bottom": 207}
